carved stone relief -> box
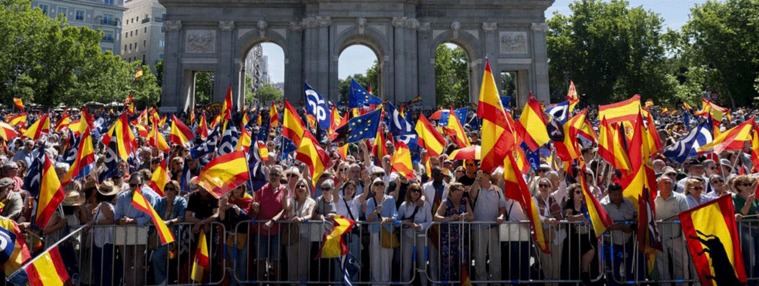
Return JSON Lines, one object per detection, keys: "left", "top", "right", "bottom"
{"left": 185, "top": 30, "right": 216, "bottom": 54}
{"left": 499, "top": 31, "right": 528, "bottom": 54}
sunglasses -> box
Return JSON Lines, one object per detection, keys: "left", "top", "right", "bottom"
{"left": 287, "top": 174, "right": 298, "bottom": 178}
{"left": 539, "top": 184, "right": 551, "bottom": 188}
{"left": 270, "top": 173, "right": 281, "bottom": 177}
{"left": 411, "top": 189, "right": 421, "bottom": 193}
{"left": 739, "top": 183, "right": 753, "bottom": 187}
{"left": 692, "top": 186, "right": 704, "bottom": 190}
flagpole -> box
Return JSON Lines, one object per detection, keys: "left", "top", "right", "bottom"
{"left": 8, "top": 225, "right": 88, "bottom": 279}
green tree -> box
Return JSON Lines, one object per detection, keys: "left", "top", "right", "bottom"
{"left": 547, "top": 0, "right": 676, "bottom": 105}
{"left": 680, "top": 0, "right": 759, "bottom": 107}
{"left": 194, "top": 72, "right": 214, "bottom": 105}
{"left": 0, "top": 0, "right": 160, "bottom": 107}
{"left": 338, "top": 60, "right": 379, "bottom": 103}
{"left": 253, "top": 84, "right": 283, "bottom": 104}
{"left": 435, "top": 44, "right": 469, "bottom": 107}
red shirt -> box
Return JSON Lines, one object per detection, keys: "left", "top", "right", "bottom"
{"left": 253, "top": 183, "right": 286, "bottom": 235}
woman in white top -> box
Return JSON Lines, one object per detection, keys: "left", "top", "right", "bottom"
{"left": 284, "top": 178, "right": 316, "bottom": 283}
{"left": 90, "top": 182, "right": 118, "bottom": 286}
{"left": 397, "top": 183, "right": 432, "bottom": 286}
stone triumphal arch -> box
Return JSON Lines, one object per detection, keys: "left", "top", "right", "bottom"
{"left": 158, "top": 0, "right": 554, "bottom": 112}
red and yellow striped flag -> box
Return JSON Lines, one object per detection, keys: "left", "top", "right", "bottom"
{"left": 445, "top": 108, "right": 470, "bottom": 148}
{"left": 598, "top": 117, "right": 631, "bottom": 171}
{"left": 477, "top": 61, "right": 514, "bottom": 173}
{"left": 62, "top": 128, "right": 96, "bottom": 185}
{"left": 23, "top": 114, "right": 50, "bottom": 140}
{"left": 12, "top": 98, "right": 24, "bottom": 112}
{"left": 148, "top": 159, "right": 170, "bottom": 197}
{"left": 519, "top": 97, "right": 550, "bottom": 151}
{"left": 6, "top": 113, "right": 27, "bottom": 128}
{"left": 18, "top": 245, "right": 68, "bottom": 286}
{"left": 54, "top": 114, "right": 71, "bottom": 132}
{"left": 697, "top": 118, "right": 754, "bottom": 154}
{"left": 598, "top": 94, "right": 642, "bottom": 124}
{"left": 566, "top": 80, "right": 579, "bottom": 112}
{"left": 36, "top": 155, "right": 65, "bottom": 228}
{"left": 578, "top": 165, "right": 612, "bottom": 238}
{"left": 191, "top": 231, "right": 209, "bottom": 282}
{"left": 296, "top": 130, "right": 332, "bottom": 186}
{"left": 283, "top": 101, "right": 306, "bottom": 145}
{"left": 679, "top": 195, "right": 746, "bottom": 286}
{"left": 0, "top": 121, "right": 19, "bottom": 142}
{"left": 415, "top": 114, "right": 446, "bottom": 156}
{"left": 391, "top": 142, "right": 415, "bottom": 180}
{"left": 503, "top": 153, "right": 549, "bottom": 253}
{"left": 197, "top": 113, "right": 209, "bottom": 139}
{"left": 102, "top": 113, "right": 136, "bottom": 161}
{"left": 197, "top": 151, "right": 250, "bottom": 198}
{"left": 169, "top": 115, "right": 194, "bottom": 146}
{"left": 320, "top": 215, "right": 355, "bottom": 258}
{"left": 131, "top": 188, "right": 174, "bottom": 245}
{"left": 269, "top": 104, "right": 280, "bottom": 128}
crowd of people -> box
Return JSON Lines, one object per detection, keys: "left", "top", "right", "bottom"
{"left": 0, "top": 101, "right": 758, "bottom": 286}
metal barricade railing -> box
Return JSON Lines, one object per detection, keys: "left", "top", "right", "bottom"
{"left": 85, "top": 222, "right": 226, "bottom": 286}
{"left": 425, "top": 221, "right": 604, "bottom": 285}
{"left": 13, "top": 217, "right": 759, "bottom": 285}
{"left": 230, "top": 219, "right": 418, "bottom": 285}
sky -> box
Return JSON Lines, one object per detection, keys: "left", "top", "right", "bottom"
{"left": 261, "top": 0, "right": 710, "bottom": 84}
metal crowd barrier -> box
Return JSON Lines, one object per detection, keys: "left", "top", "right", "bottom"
{"left": 13, "top": 218, "right": 759, "bottom": 285}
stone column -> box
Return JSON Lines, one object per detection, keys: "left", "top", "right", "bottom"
{"left": 286, "top": 21, "right": 304, "bottom": 104}
{"left": 392, "top": 17, "right": 419, "bottom": 104}
{"left": 214, "top": 20, "right": 235, "bottom": 107}
{"left": 416, "top": 22, "right": 435, "bottom": 109}
{"left": 160, "top": 20, "right": 182, "bottom": 113}
{"left": 531, "top": 22, "right": 550, "bottom": 104}
{"left": 302, "top": 16, "right": 331, "bottom": 106}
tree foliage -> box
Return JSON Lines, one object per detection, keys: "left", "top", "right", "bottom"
{"left": 435, "top": 44, "right": 469, "bottom": 107}
{"left": 0, "top": 0, "right": 160, "bottom": 107}
{"left": 679, "top": 0, "right": 759, "bottom": 107}
{"left": 547, "top": 0, "right": 676, "bottom": 105}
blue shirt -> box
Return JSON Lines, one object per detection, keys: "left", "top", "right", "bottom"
{"left": 114, "top": 186, "right": 159, "bottom": 226}
{"left": 365, "top": 195, "right": 398, "bottom": 233}
{"left": 154, "top": 196, "right": 187, "bottom": 221}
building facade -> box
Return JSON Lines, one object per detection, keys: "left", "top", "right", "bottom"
{"left": 244, "top": 45, "right": 271, "bottom": 92}
{"left": 158, "top": 0, "right": 553, "bottom": 112}
{"left": 121, "top": 0, "right": 166, "bottom": 67}
{"left": 31, "top": 0, "right": 126, "bottom": 54}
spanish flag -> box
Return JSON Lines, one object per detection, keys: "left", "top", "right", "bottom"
{"left": 391, "top": 142, "right": 415, "bottom": 180}
{"left": 445, "top": 108, "right": 470, "bottom": 148}
{"left": 598, "top": 94, "right": 641, "bottom": 124}
{"left": 373, "top": 124, "right": 388, "bottom": 160}
{"left": 134, "top": 67, "right": 144, "bottom": 80}
{"left": 696, "top": 99, "right": 730, "bottom": 123}
{"left": 35, "top": 155, "right": 65, "bottom": 228}
{"left": 751, "top": 127, "right": 759, "bottom": 172}
{"left": 12, "top": 97, "right": 24, "bottom": 112}
{"left": 13, "top": 245, "right": 68, "bottom": 286}
{"left": 102, "top": 113, "right": 136, "bottom": 161}
{"left": 519, "top": 97, "right": 550, "bottom": 151}
{"left": 296, "top": 130, "right": 332, "bottom": 186}
{"left": 644, "top": 111, "right": 663, "bottom": 155}
{"left": 68, "top": 108, "right": 93, "bottom": 135}
{"left": 503, "top": 152, "right": 549, "bottom": 253}
{"left": 0, "top": 121, "right": 19, "bottom": 141}
{"left": 0, "top": 217, "right": 31, "bottom": 276}
{"left": 148, "top": 159, "right": 170, "bottom": 197}
{"left": 554, "top": 110, "right": 587, "bottom": 162}
{"left": 578, "top": 165, "right": 612, "bottom": 238}
{"left": 23, "top": 114, "right": 50, "bottom": 140}
{"left": 132, "top": 188, "right": 174, "bottom": 245}
{"left": 6, "top": 113, "right": 27, "bottom": 128}
{"left": 338, "top": 144, "right": 349, "bottom": 160}
{"left": 191, "top": 231, "right": 210, "bottom": 282}
{"left": 415, "top": 114, "right": 446, "bottom": 156}
{"left": 448, "top": 145, "right": 481, "bottom": 161}
{"left": 598, "top": 117, "right": 631, "bottom": 171}
{"left": 222, "top": 85, "right": 233, "bottom": 122}
{"left": 283, "top": 100, "right": 306, "bottom": 145}
{"left": 62, "top": 128, "right": 96, "bottom": 185}
{"left": 54, "top": 114, "right": 71, "bottom": 132}
{"left": 269, "top": 104, "right": 280, "bottom": 128}
{"left": 169, "top": 115, "right": 195, "bottom": 146}
{"left": 697, "top": 118, "right": 754, "bottom": 154}
{"left": 197, "top": 113, "right": 209, "bottom": 139}
{"left": 320, "top": 215, "right": 355, "bottom": 258}
{"left": 197, "top": 151, "right": 250, "bottom": 198}
{"left": 236, "top": 125, "right": 252, "bottom": 153}
{"left": 679, "top": 195, "right": 746, "bottom": 286}
{"left": 329, "top": 106, "right": 345, "bottom": 140}
{"left": 147, "top": 122, "right": 170, "bottom": 152}
{"left": 477, "top": 61, "right": 515, "bottom": 173}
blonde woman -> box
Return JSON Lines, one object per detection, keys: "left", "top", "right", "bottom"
{"left": 284, "top": 178, "right": 315, "bottom": 283}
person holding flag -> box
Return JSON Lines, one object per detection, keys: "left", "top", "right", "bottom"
{"left": 113, "top": 173, "right": 159, "bottom": 286}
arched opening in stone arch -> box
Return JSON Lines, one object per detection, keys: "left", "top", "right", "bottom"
{"left": 242, "top": 42, "right": 285, "bottom": 106}
{"left": 338, "top": 44, "right": 380, "bottom": 104}
{"left": 434, "top": 42, "right": 471, "bottom": 107}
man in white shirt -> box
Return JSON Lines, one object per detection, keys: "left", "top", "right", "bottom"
{"left": 469, "top": 171, "right": 506, "bottom": 281}
{"left": 601, "top": 184, "right": 640, "bottom": 285}
{"left": 654, "top": 175, "right": 691, "bottom": 285}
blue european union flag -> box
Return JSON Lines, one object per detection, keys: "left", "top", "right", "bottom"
{"left": 454, "top": 107, "right": 469, "bottom": 125}
{"left": 349, "top": 79, "right": 382, "bottom": 108}
{"left": 346, "top": 108, "right": 382, "bottom": 143}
